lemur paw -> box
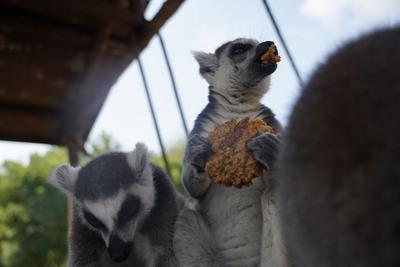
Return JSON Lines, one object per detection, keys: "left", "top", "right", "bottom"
{"left": 186, "top": 134, "right": 214, "bottom": 172}
{"left": 247, "top": 132, "right": 281, "bottom": 172}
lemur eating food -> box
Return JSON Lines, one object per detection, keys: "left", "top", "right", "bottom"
{"left": 49, "top": 143, "right": 184, "bottom": 267}
{"left": 174, "top": 38, "right": 289, "bottom": 267}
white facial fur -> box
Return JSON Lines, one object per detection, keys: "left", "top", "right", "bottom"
{"left": 192, "top": 51, "right": 218, "bottom": 85}
{"left": 126, "top": 142, "right": 151, "bottom": 177}
{"left": 50, "top": 142, "right": 155, "bottom": 248}
{"left": 194, "top": 38, "right": 271, "bottom": 106}
{"left": 83, "top": 191, "right": 126, "bottom": 246}
{"left": 80, "top": 143, "right": 155, "bottom": 246}
{"left": 81, "top": 169, "right": 155, "bottom": 246}
{"left": 49, "top": 164, "right": 81, "bottom": 195}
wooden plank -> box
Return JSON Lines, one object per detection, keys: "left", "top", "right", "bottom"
{"left": 60, "top": 25, "right": 114, "bottom": 144}
{"left": 0, "top": 1, "right": 137, "bottom": 41}
{"left": 0, "top": 8, "right": 131, "bottom": 48}
{"left": 0, "top": 0, "right": 183, "bottom": 146}
{"left": 0, "top": 0, "right": 139, "bottom": 26}
{"left": 67, "top": 0, "right": 186, "bottom": 142}
{"left": 0, "top": 105, "right": 62, "bottom": 145}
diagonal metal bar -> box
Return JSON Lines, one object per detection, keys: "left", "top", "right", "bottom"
{"left": 261, "top": 0, "right": 304, "bottom": 87}
{"left": 137, "top": 57, "right": 172, "bottom": 177}
{"left": 158, "top": 33, "right": 189, "bottom": 137}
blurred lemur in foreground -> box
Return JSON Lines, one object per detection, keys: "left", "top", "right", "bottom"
{"left": 174, "top": 38, "right": 289, "bottom": 267}
{"left": 277, "top": 26, "right": 400, "bottom": 267}
{"left": 50, "top": 143, "right": 184, "bottom": 267}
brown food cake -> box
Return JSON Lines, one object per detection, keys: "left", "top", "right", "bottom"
{"left": 205, "top": 117, "right": 273, "bottom": 188}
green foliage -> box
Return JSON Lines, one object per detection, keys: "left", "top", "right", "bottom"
{"left": 0, "top": 132, "right": 123, "bottom": 267}
{"left": 0, "top": 148, "right": 68, "bottom": 267}
{"left": 85, "top": 132, "right": 121, "bottom": 158}
{"left": 151, "top": 141, "right": 186, "bottom": 194}
{"left": 0, "top": 133, "right": 185, "bottom": 267}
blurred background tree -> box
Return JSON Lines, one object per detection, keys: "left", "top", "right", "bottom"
{"left": 0, "top": 133, "right": 184, "bottom": 267}
{"left": 0, "top": 147, "right": 68, "bottom": 267}
{"left": 151, "top": 141, "right": 186, "bottom": 194}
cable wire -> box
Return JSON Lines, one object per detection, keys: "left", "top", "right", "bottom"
{"left": 137, "top": 57, "right": 172, "bottom": 177}
{"left": 261, "top": 0, "right": 304, "bottom": 87}
{"left": 158, "top": 33, "right": 190, "bottom": 137}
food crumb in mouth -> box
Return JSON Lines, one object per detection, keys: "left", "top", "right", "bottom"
{"left": 260, "top": 44, "right": 281, "bottom": 64}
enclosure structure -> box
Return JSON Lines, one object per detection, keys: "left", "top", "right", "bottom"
{"left": 0, "top": 0, "right": 184, "bottom": 231}
{"left": 0, "top": 0, "right": 183, "bottom": 151}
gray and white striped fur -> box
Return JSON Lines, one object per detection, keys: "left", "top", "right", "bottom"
{"left": 49, "top": 143, "right": 184, "bottom": 267}
{"left": 174, "top": 38, "right": 289, "bottom": 267}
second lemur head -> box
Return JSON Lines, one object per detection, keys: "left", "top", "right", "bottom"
{"left": 194, "top": 38, "right": 279, "bottom": 105}
{"left": 49, "top": 143, "right": 154, "bottom": 263}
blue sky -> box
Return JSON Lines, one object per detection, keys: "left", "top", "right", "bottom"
{"left": 1, "top": 0, "right": 399, "bottom": 163}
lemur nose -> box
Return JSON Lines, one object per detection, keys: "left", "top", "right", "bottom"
{"left": 108, "top": 234, "right": 132, "bottom": 262}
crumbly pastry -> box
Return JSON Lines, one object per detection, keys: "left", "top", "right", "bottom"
{"left": 205, "top": 117, "right": 273, "bottom": 188}
{"left": 260, "top": 44, "right": 281, "bottom": 63}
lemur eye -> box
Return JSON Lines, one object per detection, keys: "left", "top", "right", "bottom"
{"left": 231, "top": 43, "right": 252, "bottom": 55}
{"left": 117, "top": 195, "right": 141, "bottom": 227}
{"left": 233, "top": 47, "right": 245, "bottom": 55}
{"left": 83, "top": 210, "right": 107, "bottom": 231}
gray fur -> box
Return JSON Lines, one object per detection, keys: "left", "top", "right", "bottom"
{"left": 277, "top": 26, "right": 400, "bottom": 267}
{"left": 174, "top": 38, "right": 288, "bottom": 267}
{"left": 50, "top": 143, "right": 184, "bottom": 267}
{"left": 174, "top": 209, "right": 229, "bottom": 267}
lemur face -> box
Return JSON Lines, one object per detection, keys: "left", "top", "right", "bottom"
{"left": 194, "top": 38, "right": 279, "bottom": 99}
{"left": 50, "top": 143, "right": 154, "bottom": 263}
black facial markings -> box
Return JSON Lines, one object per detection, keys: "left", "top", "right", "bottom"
{"left": 117, "top": 195, "right": 141, "bottom": 227}
{"left": 83, "top": 209, "right": 107, "bottom": 231}
{"left": 230, "top": 43, "right": 253, "bottom": 56}
{"left": 108, "top": 234, "right": 133, "bottom": 262}
{"left": 75, "top": 152, "right": 137, "bottom": 201}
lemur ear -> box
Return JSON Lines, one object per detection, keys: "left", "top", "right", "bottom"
{"left": 127, "top": 142, "right": 151, "bottom": 179}
{"left": 193, "top": 51, "right": 218, "bottom": 85}
{"left": 49, "top": 164, "right": 80, "bottom": 196}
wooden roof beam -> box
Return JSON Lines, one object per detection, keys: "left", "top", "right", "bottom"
{"left": 135, "top": 0, "right": 185, "bottom": 52}
{"left": 0, "top": 0, "right": 140, "bottom": 26}
{"left": 62, "top": 25, "right": 113, "bottom": 143}
{"left": 0, "top": 105, "right": 62, "bottom": 145}
{"left": 65, "top": 0, "right": 185, "bottom": 143}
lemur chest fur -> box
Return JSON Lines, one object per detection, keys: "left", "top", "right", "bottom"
{"left": 200, "top": 178, "right": 265, "bottom": 266}
{"left": 196, "top": 108, "right": 271, "bottom": 266}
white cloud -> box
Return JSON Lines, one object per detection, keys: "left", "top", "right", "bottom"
{"left": 300, "top": 0, "right": 400, "bottom": 27}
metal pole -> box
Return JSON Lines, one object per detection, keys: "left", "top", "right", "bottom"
{"left": 137, "top": 57, "right": 172, "bottom": 177}
{"left": 158, "top": 33, "right": 189, "bottom": 137}
{"left": 261, "top": 0, "right": 304, "bottom": 87}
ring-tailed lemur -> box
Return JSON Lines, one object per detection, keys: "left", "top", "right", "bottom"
{"left": 277, "top": 26, "right": 400, "bottom": 267}
{"left": 174, "top": 38, "right": 289, "bottom": 267}
{"left": 49, "top": 143, "right": 184, "bottom": 267}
